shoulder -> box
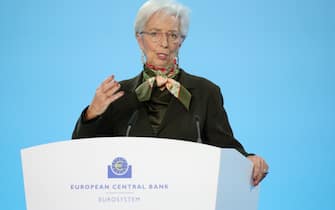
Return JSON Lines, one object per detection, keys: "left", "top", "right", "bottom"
{"left": 180, "top": 69, "right": 221, "bottom": 93}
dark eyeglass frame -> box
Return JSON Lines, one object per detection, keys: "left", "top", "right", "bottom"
{"left": 139, "top": 31, "right": 184, "bottom": 43}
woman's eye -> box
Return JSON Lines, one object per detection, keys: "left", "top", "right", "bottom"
{"left": 171, "top": 33, "right": 178, "bottom": 39}
{"left": 150, "top": 32, "right": 158, "bottom": 37}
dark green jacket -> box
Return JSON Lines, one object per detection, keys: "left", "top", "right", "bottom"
{"left": 72, "top": 69, "right": 249, "bottom": 156}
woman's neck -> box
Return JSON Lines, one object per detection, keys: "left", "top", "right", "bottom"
{"left": 145, "top": 61, "right": 177, "bottom": 73}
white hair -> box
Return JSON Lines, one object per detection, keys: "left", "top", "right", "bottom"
{"left": 134, "top": 0, "right": 190, "bottom": 38}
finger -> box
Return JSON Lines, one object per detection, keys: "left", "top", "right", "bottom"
{"left": 101, "top": 81, "right": 118, "bottom": 93}
{"left": 253, "top": 158, "right": 262, "bottom": 179}
{"left": 106, "top": 90, "right": 124, "bottom": 104}
{"left": 255, "top": 160, "right": 269, "bottom": 186}
{"left": 105, "top": 83, "right": 121, "bottom": 97}
{"left": 259, "top": 159, "right": 265, "bottom": 173}
{"left": 102, "top": 75, "right": 115, "bottom": 86}
{"left": 264, "top": 162, "right": 269, "bottom": 173}
{"left": 252, "top": 159, "right": 263, "bottom": 186}
{"left": 99, "top": 75, "right": 117, "bottom": 92}
{"left": 101, "top": 78, "right": 118, "bottom": 93}
{"left": 89, "top": 89, "right": 123, "bottom": 116}
{"left": 259, "top": 159, "right": 269, "bottom": 174}
{"left": 254, "top": 170, "right": 268, "bottom": 186}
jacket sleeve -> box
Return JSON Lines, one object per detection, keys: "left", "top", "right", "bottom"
{"left": 203, "top": 85, "right": 250, "bottom": 156}
{"left": 72, "top": 89, "right": 141, "bottom": 139}
{"left": 71, "top": 106, "right": 102, "bottom": 139}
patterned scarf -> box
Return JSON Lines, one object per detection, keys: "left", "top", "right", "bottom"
{"left": 135, "top": 64, "right": 192, "bottom": 110}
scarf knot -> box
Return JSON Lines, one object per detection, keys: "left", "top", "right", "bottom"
{"left": 135, "top": 64, "right": 192, "bottom": 110}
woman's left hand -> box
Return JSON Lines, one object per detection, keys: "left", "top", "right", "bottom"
{"left": 247, "top": 155, "right": 269, "bottom": 186}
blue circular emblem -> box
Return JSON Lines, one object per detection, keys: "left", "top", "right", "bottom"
{"left": 111, "top": 157, "right": 129, "bottom": 175}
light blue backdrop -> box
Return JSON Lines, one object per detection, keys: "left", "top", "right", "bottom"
{"left": 1, "top": 0, "right": 334, "bottom": 209}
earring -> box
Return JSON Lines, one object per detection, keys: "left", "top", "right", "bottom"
{"left": 141, "top": 51, "right": 146, "bottom": 64}
{"left": 175, "top": 51, "right": 179, "bottom": 66}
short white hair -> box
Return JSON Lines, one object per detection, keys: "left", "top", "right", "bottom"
{"left": 134, "top": 0, "right": 190, "bottom": 38}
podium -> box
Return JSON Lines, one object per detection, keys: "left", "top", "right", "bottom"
{"left": 21, "top": 137, "right": 259, "bottom": 210}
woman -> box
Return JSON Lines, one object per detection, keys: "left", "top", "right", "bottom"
{"left": 72, "top": 0, "right": 268, "bottom": 186}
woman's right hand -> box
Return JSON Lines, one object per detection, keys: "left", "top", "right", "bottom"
{"left": 85, "top": 75, "right": 124, "bottom": 120}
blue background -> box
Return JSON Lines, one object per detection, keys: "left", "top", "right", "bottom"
{"left": 1, "top": 0, "right": 334, "bottom": 209}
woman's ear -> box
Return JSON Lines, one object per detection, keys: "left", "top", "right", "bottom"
{"left": 136, "top": 33, "right": 144, "bottom": 51}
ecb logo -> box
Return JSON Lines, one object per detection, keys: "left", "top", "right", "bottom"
{"left": 108, "top": 157, "right": 132, "bottom": 178}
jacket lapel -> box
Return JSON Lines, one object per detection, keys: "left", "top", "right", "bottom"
{"left": 125, "top": 73, "right": 155, "bottom": 136}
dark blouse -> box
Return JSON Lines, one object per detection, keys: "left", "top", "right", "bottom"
{"left": 144, "top": 71, "right": 180, "bottom": 135}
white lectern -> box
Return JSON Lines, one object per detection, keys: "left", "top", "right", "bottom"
{"left": 21, "top": 137, "right": 259, "bottom": 210}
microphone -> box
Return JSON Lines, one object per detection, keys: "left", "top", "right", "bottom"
{"left": 126, "top": 110, "right": 139, "bottom": 137}
{"left": 194, "top": 115, "right": 202, "bottom": 143}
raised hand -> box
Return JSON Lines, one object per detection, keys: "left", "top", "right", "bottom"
{"left": 85, "top": 75, "right": 124, "bottom": 120}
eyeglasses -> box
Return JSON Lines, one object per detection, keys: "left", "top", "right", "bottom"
{"left": 140, "top": 31, "right": 184, "bottom": 44}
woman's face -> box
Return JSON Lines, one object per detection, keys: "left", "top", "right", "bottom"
{"left": 137, "top": 12, "right": 182, "bottom": 68}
